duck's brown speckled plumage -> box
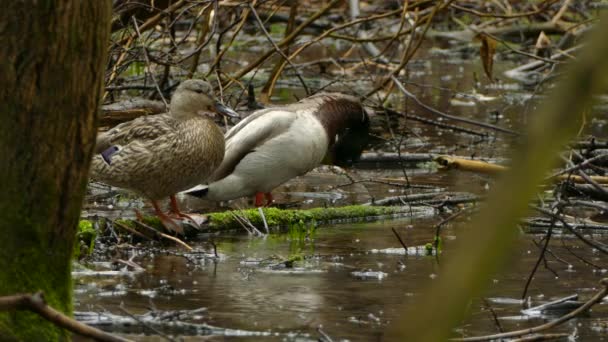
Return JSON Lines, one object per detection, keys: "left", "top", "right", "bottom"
{"left": 90, "top": 80, "right": 225, "bottom": 200}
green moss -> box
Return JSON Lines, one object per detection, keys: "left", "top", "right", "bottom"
{"left": 74, "top": 220, "right": 96, "bottom": 258}
{"left": 0, "top": 243, "right": 73, "bottom": 341}
{"left": 0, "top": 177, "right": 75, "bottom": 339}
{"left": 288, "top": 219, "right": 316, "bottom": 241}
{"left": 434, "top": 235, "right": 443, "bottom": 253}
{"left": 269, "top": 23, "right": 285, "bottom": 36}
{"left": 459, "top": 14, "right": 474, "bottom": 25}
{"left": 206, "top": 205, "right": 426, "bottom": 231}
{"left": 425, "top": 243, "right": 434, "bottom": 256}
{"left": 115, "top": 216, "right": 163, "bottom": 231}
{"left": 125, "top": 61, "right": 145, "bottom": 77}
{"left": 112, "top": 205, "right": 431, "bottom": 238}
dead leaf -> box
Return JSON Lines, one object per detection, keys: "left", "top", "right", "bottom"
{"left": 535, "top": 31, "right": 551, "bottom": 50}
{"left": 534, "top": 31, "right": 552, "bottom": 58}
{"left": 477, "top": 33, "right": 497, "bottom": 82}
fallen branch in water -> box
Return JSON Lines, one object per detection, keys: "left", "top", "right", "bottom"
{"left": 387, "top": 71, "right": 520, "bottom": 136}
{"left": 523, "top": 216, "right": 608, "bottom": 232}
{"left": 436, "top": 156, "right": 608, "bottom": 184}
{"left": 113, "top": 219, "right": 193, "bottom": 251}
{"left": 357, "top": 152, "right": 436, "bottom": 164}
{"left": 436, "top": 156, "right": 507, "bottom": 174}
{"left": 452, "top": 278, "right": 608, "bottom": 341}
{"left": 395, "top": 110, "right": 489, "bottom": 137}
{"left": 429, "top": 20, "right": 576, "bottom": 43}
{"left": 365, "top": 192, "right": 480, "bottom": 207}
{"left": 563, "top": 183, "right": 608, "bottom": 201}
{"left": 0, "top": 292, "right": 132, "bottom": 342}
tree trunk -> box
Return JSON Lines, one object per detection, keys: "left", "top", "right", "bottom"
{"left": 0, "top": 2, "right": 111, "bottom": 340}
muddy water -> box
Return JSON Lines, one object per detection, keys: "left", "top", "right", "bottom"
{"left": 74, "top": 216, "right": 608, "bottom": 341}
{"left": 78, "top": 46, "right": 608, "bottom": 340}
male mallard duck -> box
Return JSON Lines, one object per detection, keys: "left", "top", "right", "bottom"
{"left": 91, "top": 79, "right": 237, "bottom": 232}
{"left": 186, "top": 92, "right": 369, "bottom": 206}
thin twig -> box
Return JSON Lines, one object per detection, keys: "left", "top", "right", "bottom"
{"left": 118, "top": 304, "right": 176, "bottom": 342}
{"left": 132, "top": 17, "right": 168, "bottom": 107}
{"left": 389, "top": 75, "right": 520, "bottom": 136}
{"left": 127, "top": 220, "right": 193, "bottom": 251}
{"left": 522, "top": 206, "right": 557, "bottom": 299}
{"left": 481, "top": 298, "right": 504, "bottom": 333}
{"left": 450, "top": 0, "right": 559, "bottom": 19}
{"left": 248, "top": 2, "right": 310, "bottom": 95}
{"left": 452, "top": 278, "right": 608, "bottom": 341}
{"left": 224, "top": 0, "right": 341, "bottom": 89}
{"left": 531, "top": 205, "right": 608, "bottom": 255}
{"left": 391, "top": 227, "right": 409, "bottom": 252}
{"left": 0, "top": 292, "right": 132, "bottom": 342}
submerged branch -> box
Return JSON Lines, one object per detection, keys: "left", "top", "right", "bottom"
{"left": 452, "top": 278, "right": 608, "bottom": 341}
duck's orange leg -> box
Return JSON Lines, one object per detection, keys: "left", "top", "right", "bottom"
{"left": 151, "top": 199, "right": 184, "bottom": 234}
{"left": 254, "top": 192, "right": 274, "bottom": 207}
{"left": 254, "top": 192, "right": 265, "bottom": 207}
{"left": 168, "top": 195, "right": 200, "bottom": 228}
{"left": 264, "top": 192, "right": 274, "bottom": 206}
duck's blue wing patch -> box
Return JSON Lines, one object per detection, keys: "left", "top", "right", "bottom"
{"left": 101, "top": 145, "right": 120, "bottom": 165}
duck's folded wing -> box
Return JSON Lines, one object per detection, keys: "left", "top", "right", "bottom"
{"left": 211, "top": 110, "right": 295, "bottom": 181}
{"left": 223, "top": 108, "right": 275, "bottom": 141}
{"left": 95, "top": 114, "right": 173, "bottom": 153}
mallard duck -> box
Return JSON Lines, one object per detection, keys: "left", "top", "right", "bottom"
{"left": 186, "top": 92, "right": 369, "bottom": 206}
{"left": 91, "top": 79, "right": 237, "bottom": 232}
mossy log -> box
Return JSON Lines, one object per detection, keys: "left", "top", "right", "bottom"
{"left": 84, "top": 205, "right": 436, "bottom": 238}
{"left": 204, "top": 205, "right": 435, "bottom": 231}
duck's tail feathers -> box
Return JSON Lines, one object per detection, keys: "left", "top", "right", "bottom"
{"left": 182, "top": 184, "right": 209, "bottom": 198}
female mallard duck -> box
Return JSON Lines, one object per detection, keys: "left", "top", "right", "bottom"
{"left": 186, "top": 92, "right": 369, "bottom": 206}
{"left": 91, "top": 79, "right": 237, "bottom": 232}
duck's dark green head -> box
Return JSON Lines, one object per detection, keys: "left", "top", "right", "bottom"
{"left": 326, "top": 122, "right": 371, "bottom": 166}
{"left": 314, "top": 95, "right": 370, "bottom": 166}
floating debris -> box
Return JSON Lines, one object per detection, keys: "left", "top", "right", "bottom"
{"left": 521, "top": 294, "right": 583, "bottom": 317}
{"left": 350, "top": 270, "right": 388, "bottom": 280}
{"left": 370, "top": 246, "right": 430, "bottom": 256}
{"left": 75, "top": 309, "right": 272, "bottom": 338}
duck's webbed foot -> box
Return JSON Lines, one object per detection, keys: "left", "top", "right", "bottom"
{"left": 167, "top": 195, "right": 201, "bottom": 229}
{"left": 150, "top": 200, "right": 184, "bottom": 234}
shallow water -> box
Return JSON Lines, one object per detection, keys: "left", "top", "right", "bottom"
{"left": 74, "top": 216, "right": 608, "bottom": 341}
{"left": 78, "top": 41, "right": 608, "bottom": 340}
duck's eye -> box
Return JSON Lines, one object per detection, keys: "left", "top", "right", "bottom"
{"left": 193, "top": 89, "right": 204, "bottom": 94}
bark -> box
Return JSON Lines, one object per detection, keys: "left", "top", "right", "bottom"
{"left": 0, "top": 2, "right": 111, "bottom": 341}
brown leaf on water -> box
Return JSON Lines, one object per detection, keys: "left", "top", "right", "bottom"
{"left": 476, "top": 33, "right": 497, "bottom": 82}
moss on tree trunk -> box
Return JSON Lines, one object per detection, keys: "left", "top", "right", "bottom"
{"left": 0, "top": 2, "right": 111, "bottom": 340}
